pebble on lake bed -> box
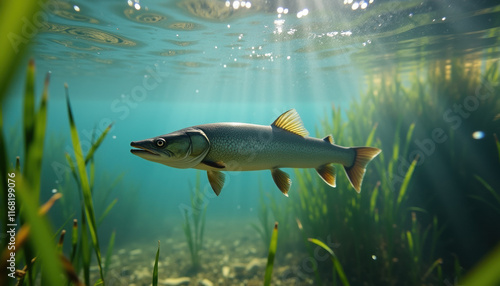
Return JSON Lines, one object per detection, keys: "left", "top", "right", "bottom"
{"left": 245, "top": 258, "right": 265, "bottom": 276}
{"left": 159, "top": 277, "right": 190, "bottom": 286}
{"left": 222, "top": 266, "right": 231, "bottom": 278}
{"left": 129, "top": 249, "right": 143, "bottom": 256}
{"left": 198, "top": 278, "right": 214, "bottom": 286}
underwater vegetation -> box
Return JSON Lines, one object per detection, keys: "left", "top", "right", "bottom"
{"left": 263, "top": 222, "right": 278, "bottom": 286}
{"left": 182, "top": 172, "right": 207, "bottom": 271}
{"left": 253, "top": 57, "right": 500, "bottom": 285}
{"left": 1, "top": 59, "right": 499, "bottom": 285}
{"left": 1, "top": 2, "right": 500, "bottom": 285}
{"left": 0, "top": 60, "right": 120, "bottom": 286}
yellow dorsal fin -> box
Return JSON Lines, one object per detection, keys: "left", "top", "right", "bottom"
{"left": 271, "top": 109, "right": 309, "bottom": 137}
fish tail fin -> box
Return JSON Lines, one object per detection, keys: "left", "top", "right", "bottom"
{"left": 344, "top": 147, "right": 381, "bottom": 193}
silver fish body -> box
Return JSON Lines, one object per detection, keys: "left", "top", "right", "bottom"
{"left": 131, "top": 109, "right": 381, "bottom": 196}
{"left": 192, "top": 123, "right": 354, "bottom": 171}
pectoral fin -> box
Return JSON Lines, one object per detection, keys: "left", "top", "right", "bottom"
{"left": 207, "top": 171, "right": 225, "bottom": 196}
{"left": 316, "top": 164, "right": 336, "bottom": 187}
{"left": 271, "top": 168, "right": 291, "bottom": 197}
{"left": 202, "top": 160, "right": 226, "bottom": 169}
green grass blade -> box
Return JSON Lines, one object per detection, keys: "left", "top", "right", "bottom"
{"left": 31, "top": 71, "right": 49, "bottom": 188}
{"left": 423, "top": 258, "right": 443, "bottom": 280}
{"left": 0, "top": 0, "right": 41, "bottom": 102}
{"left": 103, "top": 230, "right": 116, "bottom": 277}
{"left": 199, "top": 207, "right": 207, "bottom": 256}
{"left": 369, "top": 182, "right": 380, "bottom": 215}
{"left": 183, "top": 209, "right": 195, "bottom": 267}
{"left": 152, "top": 241, "right": 160, "bottom": 286}
{"left": 0, "top": 104, "right": 8, "bottom": 250}
{"left": 406, "top": 230, "right": 414, "bottom": 255}
{"left": 264, "top": 222, "right": 278, "bottom": 286}
{"left": 85, "top": 123, "right": 113, "bottom": 164}
{"left": 97, "top": 198, "right": 118, "bottom": 227}
{"left": 402, "top": 123, "right": 416, "bottom": 156}
{"left": 57, "top": 230, "right": 66, "bottom": 254}
{"left": 65, "top": 84, "right": 105, "bottom": 285}
{"left": 474, "top": 175, "right": 500, "bottom": 205}
{"left": 65, "top": 153, "right": 79, "bottom": 184}
{"left": 70, "top": 219, "right": 78, "bottom": 264}
{"left": 365, "top": 123, "right": 378, "bottom": 146}
{"left": 17, "top": 176, "right": 65, "bottom": 286}
{"left": 308, "top": 238, "right": 334, "bottom": 256}
{"left": 81, "top": 212, "right": 91, "bottom": 285}
{"left": 469, "top": 195, "right": 500, "bottom": 216}
{"left": 462, "top": 243, "right": 500, "bottom": 286}
{"left": 90, "top": 157, "right": 96, "bottom": 192}
{"left": 308, "top": 238, "right": 350, "bottom": 286}
{"left": 22, "top": 62, "right": 50, "bottom": 204}
{"left": 23, "top": 59, "right": 35, "bottom": 162}
{"left": 396, "top": 158, "right": 418, "bottom": 211}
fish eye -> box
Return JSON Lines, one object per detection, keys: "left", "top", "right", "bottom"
{"left": 155, "top": 138, "right": 166, "bottom": 147}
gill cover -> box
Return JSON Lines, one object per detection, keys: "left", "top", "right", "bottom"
{"left": 168, "top": 128, "right": 210, "bottom": 169}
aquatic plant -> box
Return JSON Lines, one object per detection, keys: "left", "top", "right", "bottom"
{"left": 462, "top": 134, "right": 500, "bottom": 285}
{"left": 0, "top": 0, "right": 41, "bottom": 101}
{"left": 308, "top": 238, "right": 350, "bottom": 286}
{"left": 182, "top": 172, "right": 207, "bottom": 271}
{"left": 470, "top": 135, "right": 500, "bottom": 215}
{"left": 0, "top": 60, "right": 66, "bottom": 285}
{"left": 462, "top": 238, "right": 500, "bottom": 285}
{"left": 263, "top": 222, "right": 278, "bottom": 286}
{"left": 152, "top": 241, "right": 160, "bottom": 286}
{"left": 65, "top": 83, "right": 109, "bottom": 285}
{"left": 289, "top": 107, "right": 441, "bottom": 284}
{"left": 0, "top": 61, "right": 122, "bottom": 286}
{"left": 250, "top": 188, "right": 271, "bottom": 252}
{"left": 252, "top": 57, "right": 500, "bottom": 284}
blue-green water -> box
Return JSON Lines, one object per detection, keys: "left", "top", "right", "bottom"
{"left": 3, "top": 0, "right": 500, "bottom": 285}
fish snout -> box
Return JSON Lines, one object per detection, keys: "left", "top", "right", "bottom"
{"left": 130, "top": 140, "right": 160, "bottom": 157}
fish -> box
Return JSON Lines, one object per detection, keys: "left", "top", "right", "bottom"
{"left": 130, "top": 109, "right": 381, "bottom": 196}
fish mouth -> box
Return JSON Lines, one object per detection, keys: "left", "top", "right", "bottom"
{"left": 130, "top": 141, "right": 160, "bottom": 157}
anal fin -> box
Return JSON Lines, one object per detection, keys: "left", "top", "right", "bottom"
{"left": 271, "top": 168, "right": 292, "bottom": 197}
{"left": 207, "top": 171, "right": 225, "bottom": 196}
{"left": 316, "top": 164, "right": 336, "bottom": 188}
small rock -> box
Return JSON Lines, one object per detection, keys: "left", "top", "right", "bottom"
{"left": 233, "top": 263, "right": 246, "bottom": 278}
{"left": 198, "top": 278, "right": 214, "bottom": 286}
{"left": 120, "top": 268, "right": 132, "bottom": 277}
{"left": 118, "top": 248, "right": 126, "bottom": 255}
{"left": 213, "top": 240, "right": 221, "bottom": 247}
{"left": 129, "top": 249, "right": 142, "bottom": 256}
{"left": 134, "top": 267, "right": 150, "bottom": 280}
{"left": 160, "top": 277, "right": 190, "bottom": 286}
{"left": 222, "top": 266, "right": 231, "bottom": 278}
{"left": 245, "top": 258, "right": 264, "bottom": 277}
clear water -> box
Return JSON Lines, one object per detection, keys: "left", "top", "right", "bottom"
{"left": 3, "top": 0, "right": 500, "bottom": 285}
